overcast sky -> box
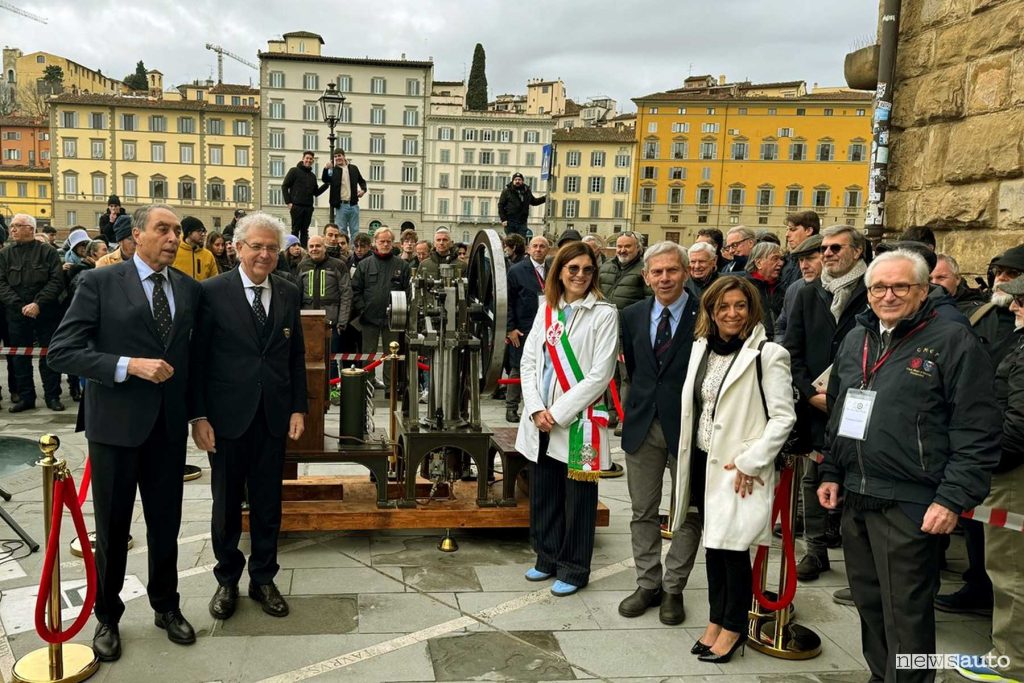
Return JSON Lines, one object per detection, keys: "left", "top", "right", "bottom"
{"left": 4, "top": 0, "right": 878, "bottom": 110}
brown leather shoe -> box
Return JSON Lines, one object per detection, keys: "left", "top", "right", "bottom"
{"left": 249, "top": 581, "right": 289, "bottom": 617}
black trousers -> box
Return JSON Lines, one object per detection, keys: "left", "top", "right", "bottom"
{"left": 528, "top": 433, "right": 599, "bottom": 587}
{"left": 289, "top": 204, "right": 315, "bottom": 246}
{"left": 706, "top": 548, "right": 752, "bottom": 633}
{"left": 960, "top": 517, "right": 992, "bottom": 596}
{"left": 7, "top": 307, "right": 61, "bottom": 402}
{"left": 843, "top": 503, "right": 942, "bottom": 683}
{"left": 0, "top": 309, "right": 16, "bottom": 396}
{"left": 210, "top": 410, "right": 285, "bottom": 587}
{"left": 89, "top": 408, "right": 186, "bottom": 624}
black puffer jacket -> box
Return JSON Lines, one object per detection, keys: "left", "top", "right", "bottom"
{"left": 497, "top": 182, "right": 545, "bottom": 224}
{"left": 822, "top": 299, "right": 1001, "bottom": 514}
{"left": 297, "top": 255, "right": 352, "bottom": 328}
{"left": 281, "top": 161, "right": 325, "bottom": 207}
{"left": 597, "top": 254, "right": 649, "bottom": 310}
{"left": 0, "top": 240, "right": 64, "bottom": 310}
{"left": 351, "top": 253, "right": 410, "bottom": 327}
{"left": 994, "top": 327, "right": 1024, "bottom": 473}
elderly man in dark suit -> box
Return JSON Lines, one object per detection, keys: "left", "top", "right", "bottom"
{"left": 504, "top": 235, "right": 550, "bottom": 423}
{"left": 47, "top": 204, "right": 203, "bottom": 661}
{"left": 617, "top": 241, "right": 701, "bottom": 625}
{"left": 189, "top": 212, "right": 307, "bottom": 621}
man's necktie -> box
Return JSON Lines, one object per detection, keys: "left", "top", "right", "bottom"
{"left": 654, "top": 307, "right": 672, "bottom": 366}
{"left": 881, "top": 330, "right": 892, "bottom": 352}
{"left": 150, "top": 273, "right": 172, "bottom": 344}
{"left": 251, "top": 285, "right": 268, "bottom": 328}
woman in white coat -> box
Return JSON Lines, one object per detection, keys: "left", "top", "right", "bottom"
{"left": 671, "top": 275, "right": 796, "bottom": 663}
{"left": 515, "top": 240, "right": 619, "bottom": 597}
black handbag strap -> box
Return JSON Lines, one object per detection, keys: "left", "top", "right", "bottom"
{"left": 755, "top": 339, "right": 768, "bottom": 421}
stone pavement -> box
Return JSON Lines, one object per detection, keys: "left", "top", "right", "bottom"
{"left": 0, "top": 373, "right": 990, "bottom": 682}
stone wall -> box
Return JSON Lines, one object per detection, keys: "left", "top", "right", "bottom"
{"left": 884, "top": 0, "right": 1024, "bottom": 274}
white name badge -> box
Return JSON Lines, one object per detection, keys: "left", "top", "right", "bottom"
{"left": 838, "top": 388, "right": 876, "bottom": 441}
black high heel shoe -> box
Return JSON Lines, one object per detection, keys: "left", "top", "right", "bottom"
{"left": 697, "top": 636, "right": 746, "bottom": 663}
{"left": 690, "top": 640, "right": 713, "bottom": 656}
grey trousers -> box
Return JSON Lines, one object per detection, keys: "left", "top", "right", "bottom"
{"left": 625, "top": 418, "right": 702, "bottom": 594}
{"left": 843, "top": 502, "right": 941, "bottom": 683}
{"left": 801, "top": 458, "right": 829, "bottom": 559}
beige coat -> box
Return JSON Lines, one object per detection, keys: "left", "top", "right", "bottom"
{"left": 515, "top": 292, "right": 619, "bottom": 465}
{"left": 671, "top": 324, "right": 796, "bottom": 551}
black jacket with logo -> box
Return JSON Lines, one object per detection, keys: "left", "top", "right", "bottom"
{"left": 822, "top": 299, "right": 1001, "bottom": 514}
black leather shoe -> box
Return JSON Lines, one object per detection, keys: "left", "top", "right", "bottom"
{"left": 659, "top": 591, "right": 685, "bottom": 625}
{"left": 505, "top": 407, "right": 520, "bottom": 423}
{"left": 618, "top": 586, "right": 662, "bottom": 618}
{"left": 45, "top": 398, "right": 65, "bottom": 412}
{"left": 92, "top": 623, "right": 121, "bottom": 662}
{"left": 249, "top": 581, "right": 289, "bottom": 617}
{"left": 8, "top": 399, "right": 35, "bottom": 413}
{"left": 154, "top": 608, "right": 196, "bottom": 645}
{"left": 796, "top": 554, "right": 830, "bottom": 581}
{"left": 69, "top": 384, "right": 82, "bottom": 402}
{"left": 209, "top": 584, "right": 239, "bottom": 620}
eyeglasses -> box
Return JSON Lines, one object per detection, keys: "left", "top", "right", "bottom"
{"left": 819, "top": 244, "right": 847, "bottom": 254}
{"left": 867, "top": 283, "right": 924, "bottom": 299}
{"left": 9, "top": 223, "right": 33, "bottom": 229}
{"left": 994, "top": 266, "right": 1023, "bottom": 279}
{"left": 566, "top": 265, "right": 595, "bottom": 277}
{"left": 1013, "top": 295, "right": 1024, "bottom": 307}
{"left": 722, "top": 237, "right": 752, "bottom": 253}
{"left": 241, "top": 241, "right": 281, "bottom": 255}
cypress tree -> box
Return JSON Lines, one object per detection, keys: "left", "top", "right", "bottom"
{"left": 466, "top": 44, "right": 488, "bottom": 111}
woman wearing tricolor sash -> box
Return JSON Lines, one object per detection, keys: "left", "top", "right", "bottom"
{"left": 515, "top": 241, "right": 619, "bottom": 597}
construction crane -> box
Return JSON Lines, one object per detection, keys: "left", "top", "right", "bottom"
{"left": 0, "top": 0, "right": 48, "bottom": 23}
{"left": 204, "top": 43, "right": 257, "bottom": 84}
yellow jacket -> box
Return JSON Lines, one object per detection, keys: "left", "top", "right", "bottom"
{"left": 95, "top": 247, "right": 126, "bottom": 269}
{"left": 173, "top": 242, "right": 218, "bottom": 281}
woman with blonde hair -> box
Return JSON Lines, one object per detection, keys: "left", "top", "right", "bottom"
{"left": 515, "top": 241, "right": 619, "bottom": 597}
{"left": 671, "top": 275, "right": 795, "bottom": 662}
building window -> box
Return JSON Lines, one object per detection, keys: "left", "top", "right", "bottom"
{"left": 463, "top": 148, "right": 475, "bottom": 164}
{"left": 642, "top": 141, "right": 659, "bottom": 159}
{"left": 178, "top": 116, "right": 195, "bottom": 133}
{"left": 566, "top": 151, "right": 581, "bottom": 167}
{"left": 268, "top": 101, "right": 285, "bottom": 119}
{"left": 588, "top": 199, "right": 600, "bottom": 218}
{"left": 524, "top": 130, "right": 540, "bottom": 144}
{"left": 122, "top": 175, "right": 136, "bottom": 199}
{"left": 400, "top": 192, "right": 417, "bottom": 211}
{"left": 649, "top": 107, "right": 658, "bottom": 114}
{"left": 337, "top": 75, "right": 352, "bottom": 92}
{"left": 480, "top": 129, "right": 494, "bottom": 142}
{"left": 90, "top": 112, "right": 104, "bottom": 129}
{"left": 796, "top": 108, "right": 806, "bottom": 116}
{"left": 302, "top": 130, "right": 319, "bottom": 150}
{"left": 61, "top": 111, "right": 78, "bottom": 128}
{"left": 731, "top": 141, "right": 748, "bottom": 160}
{"left": 233, "top": 119, "right": 251, "bottom": 136}
{"left": 90, "top": 139, "right": 104, "bottom": 159}
{"left": 121, "top": 140, "right": 135, "bottom": 160}
{"left": 402, "top": 164, "right": 418, "bottom": 183}
{"left": 63, "top": 172, "right": 78, "bottom": 196}
{"left": 405, "top": 78, "right": 421, "bottom": 96}
{"left": 178, "top": 178, "right": 195, "bottom": 201}
{"left": 758, "top": 188, "right": 774, "bottom": 208}
{"left": 66, "top": 210, "right": 77, "bottom": 225}
{"left": 615, "top": 153, "right": 630, "bottom": 167}
{"left": 303, "top": 73, "right": 319, "bottom": 90}
{"left": 639, "top": 187, "right": 656, "bottom": 204}
{"left": 268, "top": 71, "right": 285, "bottom": 88}
{"left": 699, "top": 142, "right": 716, "bottom": 160}
{"left": 232, "top": 96, "right": 241, "bottom": 106}
{"left": 207, "top": 180, "right": 224, "bottom": 202}
{"left": 669, "top": 167, "right": 685, "bottom": 180}
{"left": 269, "top": 157, "right": 285, "bottom": 177}
{"left": 479, "top": 174, "right": 493, "bottom": 190}
{"left": 268, "top": 129, "right": 285, "bottom": 149}
{"left": 120, "top": 113, "right": 136, "bottom": 131}
{"left": 590, "top": 151, "right": 605, "bottom": 167}
{"left": 403, "top": 108, "right": 419, "bottom": 127}
{"left": 337, "top": 134, "right": 352, "bottom": 152}
{"left": 701, "top": 123, "right": 720, "bottom": 134}
{"left": 459, "top": 173, "right": 476, "bottom": 190}
{"left": 564, "top": 176, "right": 580, "bottom": 193}
{"left": 461, "top": 198, "right": 474, "bottom": 218}
{"left": 438, "top": 198, "right": 449, "bottom": 216}
{"left": 300, "top": 101, "right": 318, "bottom": 122}
{"left": 789, "top": 142, "right": 806, "bottom": 161}
{"left": 370, "top": 106, "right": 386, "bottom": 125}
{"left": 438, "top": 173, "right": 449, "bottom": 189}
{"left": 768, "top": 108, "right": 777, "bottom": 116}
{"left": 845, "top": 189, "right": 861, "bottom": 209}
{"left": 641, "top": 166, "right": 657, "bottom": 180}
{"left": 588, "top": 177, "right": 604, "bottom": 193}
{"left": 339, "top": 104, "right": 352, "bottom": 123}
{"left": 439, "top": 127, "right": 454, "bottom": 141}
{"left": 816, "top": 142, "right": 834, "bottom": 162}
{"left": 369, "top": 162, "right": 385, "bottom": 182}
{"left": 738, "top": 108, "right": 748, "bottom": 116}
{"left": 151, "top": 143, "right": 165, "bottom": 163}
{"left": 823, "top": 108, "right": 834, "bottom": 116}
{"left": 848, "top": 142, "right": 866, "bottom": 162}
{"left": 402, "top": 137, "right": 419, "bottom": 155}
{"left": 370, "top": 77, "right": 386, "bottom": 94}
{"left": 150, "top": 177, "right": 168, "bottom": 200}
{"left": 208, "top": 118, "right": 224, "bottom": 135}
{"left": 14, "top": 182, "right": 25, "bottom": 197}
{"left": 233, "top": 182, "right": 251, "bottom": 203}
{"left": 669, "top": 187, "right": 683, "bottom": 205}
{"left": 813, "top": 188, "right": 830, "bottom": 208}
{"left": 234, "top": 147, "right": 249, "bottom": 166}
{"left": 706, "top": 107, "right": 716, "bottom": 115}
{"left": 613, "top": 176, "right": 628, "bottom": 193}
{"left": 439, "top": 149, "right": 450, "bottom": 164}
{"left": 479, "top": 150, "right": 494, "bottom": 165}
{"left": 671, "top": 122, "right": 690, "bottom": 133}
{"left": 728, "top": 187, "right": 744, "bottom": 207}
{"left": 209, "top": 146, "right": 223, "bottom": 165}
{"left": 62, "top": 138, "right": 77, "bottom": 158}
{"left": 760, "top": 141, "right": 778, "bottom": 160}
{"left": 498, "top": 129, "right": 512, "bottom": 143}
{"left": 37, "top": 184, "right": 47, "bottom": 199}
{"left": 180, "top": 143, "right": 194, "bottom": 164}
{"left": 462, "top": 128, "right": 477, "bottom": 141}
{"left": 370, "top": 135, "right": 385, "bottom": 154}
{"left": 499, "top": 150, "right": 510, "bottom": 165}
{"left": 856, "top": 109, "right": 866, "bottom": 116}
{"left": 648, "top": 122, "right": 657, "bottom": 133}
{"left": 149, "top": 115, "right": 166, "bottom": 132}
{"left": 563, "top": 200, "right": 579, "bottom": 218}
{"left": 368, "top": 191, "right": 384, "bottom": 210}
{"left": 525, "top": 151, "right": 536, "bottom": 166}
{"left": 613, "top": 200, "right": 625, "bottom": 218}
{"left": 671, "top": 141, "right": 688, "bottom": 159}
{"left": 786, "top": 189, "right": 803, "bottom": 208}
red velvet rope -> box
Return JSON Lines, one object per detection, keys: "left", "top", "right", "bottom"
{"left": 752, "top": 465, "right": 798, "bottom": 611}
{"left": 77, "top": 457, "right": 91, "bottom": 507}
{"left": 35, "top": 474, "right": 97, "bottom": 643}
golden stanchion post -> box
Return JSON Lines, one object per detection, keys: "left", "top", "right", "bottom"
{"left": 12, "top": 435, "right": 99, "bottom": 683}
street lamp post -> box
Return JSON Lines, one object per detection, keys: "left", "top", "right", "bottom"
{"left": 319, "top": 82, "right": 346, "bottom": 223}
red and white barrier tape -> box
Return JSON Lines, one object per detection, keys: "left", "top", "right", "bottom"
{"left": 331, "top": 353, "right": 405, "bottom": 361}
{"left": 962, "top": 505, "right": 1024, "bottom": 533}
{"left": 0, "top": 346, "right": 47, "bottom": 357}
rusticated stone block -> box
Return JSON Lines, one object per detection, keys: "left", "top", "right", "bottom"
{"left": 915, "top": 181, "right": 997, "bottom": 228}
{"left": 940, "top": 228, "right": 1022, "bottom": 274}
{"left": 997, "top": 178, "right": 1024, "bottom": 229}
{"left": 967, "top": 53, "right": 1013, "bottom": 114}
{"left": 944, "top": 109, "right": 1024, "bottom": 183}
{"left": 933, "top": 2, "right": 1023, "bottom": 68}
{"left": 889, "top": 127, "right": 928, "bottom": 190}
{"left": 895, "top": 32, "right": 935, "bottom": 80}
{"left": 914, "top": 64, "right": 968, "bottom": 123}
{"left": 923, "top": 123, "right": 952, "bottom": 186}
{"left": 885, "top": 190, "right": 917, "bottom": 228}
{"left": 907, "top": 0, "right": 971, "bottom": 35}
{"left": 1013, "top": 49, "right": 1024, "bottom": 106}
{"left": 972, "top": 0, "right": 1011, "bottom": 13}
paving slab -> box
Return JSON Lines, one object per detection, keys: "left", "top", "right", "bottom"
{"left": 289, "top": 566, "right": 405, "bottom": 594}
{"left": 214, "top": 595, "right": 358, "bottom": 636}
{"left": 429, "top": 630, "right": 576, "bottom": 681}
{"left": 358, "top": 591, "right": 461, "bottom": 633}
{"left": 402, "top": 564, "right": 483, "bottom": 592}
{"left": 458, "top": 591, "right": 604, "bottom": 632}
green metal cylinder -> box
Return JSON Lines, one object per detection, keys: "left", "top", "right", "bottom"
{"left": 340, "top": 368, "right": 367, "bottom": 440}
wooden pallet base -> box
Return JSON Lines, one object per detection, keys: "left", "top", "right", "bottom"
{"left": 244, "top": 475, "right": 611, "bottom": 531}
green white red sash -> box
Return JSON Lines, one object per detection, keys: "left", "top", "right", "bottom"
{"left": 544, "top": 304, "right": 610, "bottom": 482}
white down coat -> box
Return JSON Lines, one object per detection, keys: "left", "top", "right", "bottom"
{"left": 670, "top": 324, "right": 796, "bottom": 551}
{"left": 515, "top": 292, "right": 619, "bottom": 465}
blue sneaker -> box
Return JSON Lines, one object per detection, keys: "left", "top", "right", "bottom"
{"left": 524, "top": 568, "right": 552, "bottom": 582}
{"left": 955, "top": 657, "right": 1018, "bottom": 682}
{"left": 550, "top": 580, "right": 579, "bottom": 597}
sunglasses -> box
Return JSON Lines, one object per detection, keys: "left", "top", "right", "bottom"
{"left": 819, "top": 244, "right": 846, "bottom": 254}
{"left": 566, "top": 265, "right": 595, "bottom": 277}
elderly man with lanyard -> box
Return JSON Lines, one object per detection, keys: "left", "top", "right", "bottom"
{"left": 819, "top": 248, "right": 1000, "bottom": 683}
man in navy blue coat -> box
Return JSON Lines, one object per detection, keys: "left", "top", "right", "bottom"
{"left": 504, "top": 235, "right": 550, "bottom": 422}
{"left": 617, "top": 241, "right": 701, "bottom": 625}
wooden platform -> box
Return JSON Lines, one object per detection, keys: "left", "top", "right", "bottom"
{"left": 245, "top": 476, "right": 611, "bottom": 532}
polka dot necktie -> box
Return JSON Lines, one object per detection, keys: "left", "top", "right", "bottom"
{"left": 250, "top": 286, "right": 268, "bottom": 328}
{"left": 149, "top": 273, "right": 172, "bottom": 344}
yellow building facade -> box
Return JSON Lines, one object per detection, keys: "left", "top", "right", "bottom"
{"left": 50, "top": 93, "right": 259, "bottom": 230}
{"left": 0, "top": 167, "right": 52, "bottom": 225}
{"left": 549, "top": 127, "right": 635, "bottom": 237}
{"left": 631, "top": 76, "right": 872, "bottom": 244}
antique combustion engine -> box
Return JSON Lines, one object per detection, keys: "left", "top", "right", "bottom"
{"left": 386, "top": 228, "right": 509, "bottom": 507}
